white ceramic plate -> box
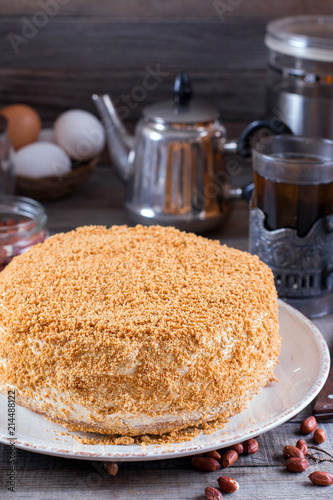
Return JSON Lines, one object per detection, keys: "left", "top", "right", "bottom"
{"left": 0, "top": 300, "right": 330, "bottom": 461}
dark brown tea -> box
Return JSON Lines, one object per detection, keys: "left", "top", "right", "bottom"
{"left": 252, "top": 171, "right": 333, "bottom": 237}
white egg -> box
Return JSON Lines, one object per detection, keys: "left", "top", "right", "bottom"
{"left": 54, "top": 109, "right": 105, "bottom": 161}
{"left": 14, "top": 142, "right": 71, "bottom": 179}
{"left": 37, "top": 128, "right": 55, "bottom": 143}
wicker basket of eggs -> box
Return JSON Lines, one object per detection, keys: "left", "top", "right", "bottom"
{"left": 0, "top": 104, "right": 106, "bottom": 200}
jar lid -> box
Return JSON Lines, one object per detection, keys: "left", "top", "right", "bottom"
{"left": 0, "top": 114, "right": 8, "bottom": 135}
{"left": 143, "top": 100, "right": 219, "bottom": 124}
{"left": 265, "top": 15, "right": 333, "bottom": 62}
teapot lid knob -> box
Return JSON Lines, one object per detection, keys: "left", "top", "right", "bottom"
{"left": 173, "top": 72, "right": 192, "bottom": 106}
{"left": 144, "top": 71, "right": 219, "bottom": 123}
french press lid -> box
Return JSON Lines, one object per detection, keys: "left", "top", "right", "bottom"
{"left": 266, "top": 15, "right": 333, "bottom": 62}
{"left": 143, "top": 72, "right": 219, "bottom": 124}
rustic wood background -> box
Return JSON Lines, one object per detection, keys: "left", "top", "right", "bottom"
{"left": 1, "top": 0, "right": 333, "bottom": 130}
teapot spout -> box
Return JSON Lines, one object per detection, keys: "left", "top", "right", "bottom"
{"left": 92, "top": 94, "right": 134, "bottom": 182}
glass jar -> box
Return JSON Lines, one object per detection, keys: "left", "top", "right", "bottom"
{"left": 0, "top": 114, "right": 15, "bottom": 194}
{"left": 265, "top": 15, "right": 333, "bottom": 140}
{"left": 0, "top": 196, "right": 48, "bottom": 270}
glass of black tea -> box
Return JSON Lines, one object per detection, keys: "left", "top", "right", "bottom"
{"left": 251, "top": 135, "right": 333, "bottom": 237}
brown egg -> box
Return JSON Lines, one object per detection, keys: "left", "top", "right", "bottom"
{"left": 0, "top": 104, "right": 41, "bottom": 150}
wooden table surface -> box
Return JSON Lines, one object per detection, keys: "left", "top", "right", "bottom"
{"left": 1, "top": 166, "right": 332, "bottom": 500}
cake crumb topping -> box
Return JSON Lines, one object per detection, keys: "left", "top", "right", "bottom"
{"left": 0, "top": 225, "right": 280, "bottom": 437}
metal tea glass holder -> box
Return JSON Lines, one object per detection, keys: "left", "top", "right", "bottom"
{"left": 249, "top": 135, "right": 333, "bottom": 318}
{"left": 249, "top": 208, "right": 333, "bottom": 318}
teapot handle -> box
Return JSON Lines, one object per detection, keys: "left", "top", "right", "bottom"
{"left": 236, "top": 118, "right": 293, "bottom": 158}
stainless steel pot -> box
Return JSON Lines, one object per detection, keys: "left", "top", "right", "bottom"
{"left": 266, "top": 15, "right": 333, "bottom": 140}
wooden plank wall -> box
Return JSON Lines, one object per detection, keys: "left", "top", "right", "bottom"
{"left": 0, "top": 1, "right": 333, "bottom": 127}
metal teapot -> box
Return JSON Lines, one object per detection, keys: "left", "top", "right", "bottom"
{"left": 93, "top": 73, "right": 290, "bottom": 232}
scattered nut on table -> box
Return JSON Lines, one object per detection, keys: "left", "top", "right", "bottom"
{"left": 205, "top": 486, "right": 223, "bottom": 500}
{"left": 285, "top": 457, "right": 309, "bottom": 472}
{"left": 227, "top": 443, "right": 244, "bottom": 455}
{"left": 104, "top": 462, "right": 118, "bottom": 476}
{"left": 243, "top": 438, "right": 259, "bottom": 454}
{"left": 283, "top": 445, "right": 304, "bottom": 459}
{"left": 204, "top": 450, "right": 222, "bottom": 462}
{"left": 300, "top": 416, "right": 317, "bottom": 435}
{"left": 217, "top": 475, "right": 239, "bottom": 493}
{"left": 296, "top": 439, "right": 308, "bottom": 455}
{"left": 313, "top": 428, "right": 326, "bottom": 444}
{"left": 221, "top": 450, "right": 238, "bottom": 468}
{"left": 192, "top": 456, "right": 221, "bottom": 472}
{"left": 309, "top": 471, "right": 333, "bottom": 486}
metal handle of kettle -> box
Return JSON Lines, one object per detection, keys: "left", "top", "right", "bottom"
{"left": 224, "top": 117, "right": 293, "bottom": 201}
